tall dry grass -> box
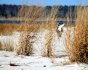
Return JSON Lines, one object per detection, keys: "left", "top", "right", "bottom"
{"left": 0, "top": 24, "right": 19, "bottom": 35}
{"left": 0, "top": 23, "right": 41, "bottom": 35}
{"left": 16, "top": 32, "right": 35, "bottom": 56}
{"left": 16, "top": 5, "right": 45, "bottom": 55}
{"left": 0, "top": 42, "right": 2, "bottom": 50}
{"left": 1, "top": 42, "right": 14, "bottom": 51}
{"left": 42, "top": 31, "right": 53, "bottom": 57}
{"left": 16, "top": 5, "right": 59, "bottom": 56}
{"left": 0, "top": 5, "right": 58, "bottom": 56}
{"left": 19, "top": 6, "right": 44, "bottom": 24}
{"left": 66, "top": 6, "right": 88, "bottom": 63}
{"left": 42, "top": 7, "right": 58, "bottom": 57}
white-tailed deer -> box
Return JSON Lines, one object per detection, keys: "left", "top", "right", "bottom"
{"left": 56, "top": 24, "right": 65, "bottom": 37}
{"left": 57, "top": 24, "right": 65, "bottom": 32}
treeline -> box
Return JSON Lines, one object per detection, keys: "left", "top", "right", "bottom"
{"left": 0, "top": 4, "right": 77, "bottom": 18}
{"left": 0, "top": 4, "right": 20, "bottom": 18}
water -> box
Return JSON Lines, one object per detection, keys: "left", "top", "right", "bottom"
{"left": 0, "top": 20, "right": 75, "bottom": 24}
{"left": 0, "top": 20, "right": 23, "bottom": 24}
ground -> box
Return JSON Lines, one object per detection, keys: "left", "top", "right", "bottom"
{"left": 0, "top": 51, "right": 88, "bottom": 70}
{"left": 0, "top": 27, "right": 88, "bottom": 70}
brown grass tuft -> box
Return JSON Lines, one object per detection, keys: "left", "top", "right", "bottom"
{"left": 0, "top": 42, "right": 2, "bottom": 50}
{"left": 15, "top": 6, "right": 45, "bottom": 55}
{"left": 41, "top": 7, "right": 58, "bottom": 57}
{"left": 16, "top": 32, "right": 35, "bottom": 56}
{"left": 66, "top": 7, "right": 88, "bottom": 63}
{"left": 42, "top": 31, "right": 54, "bottom": 57}
{"left": 1, "top": 41, "right": 14, "bottom": 51}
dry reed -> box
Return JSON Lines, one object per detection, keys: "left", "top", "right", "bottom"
{"left": 0, "top": 41, "right": 14, "bottom": 51}
{"left": 66, "top": 6, "right": 88, "bottom": 63}
{"left": 16, "top": 4, "right": 44, "bottom": 55}
{"left": 0, "top": 5, "right": 58, "bottom": 56}
{"left": 42, "top": 7, "right": 58, "bottom": 57}
{"left": 0, "top": 42, "right": 2, "bottom": 50}
{"left": 42, "top": 31, "right": 53, "bottom": 57}
{"left": 16, "top": 32, "right": 35, "bottom": 56}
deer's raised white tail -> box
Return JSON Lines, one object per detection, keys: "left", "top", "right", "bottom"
{"left": 57, "top": 24, "right": 65, "bottom": 31}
